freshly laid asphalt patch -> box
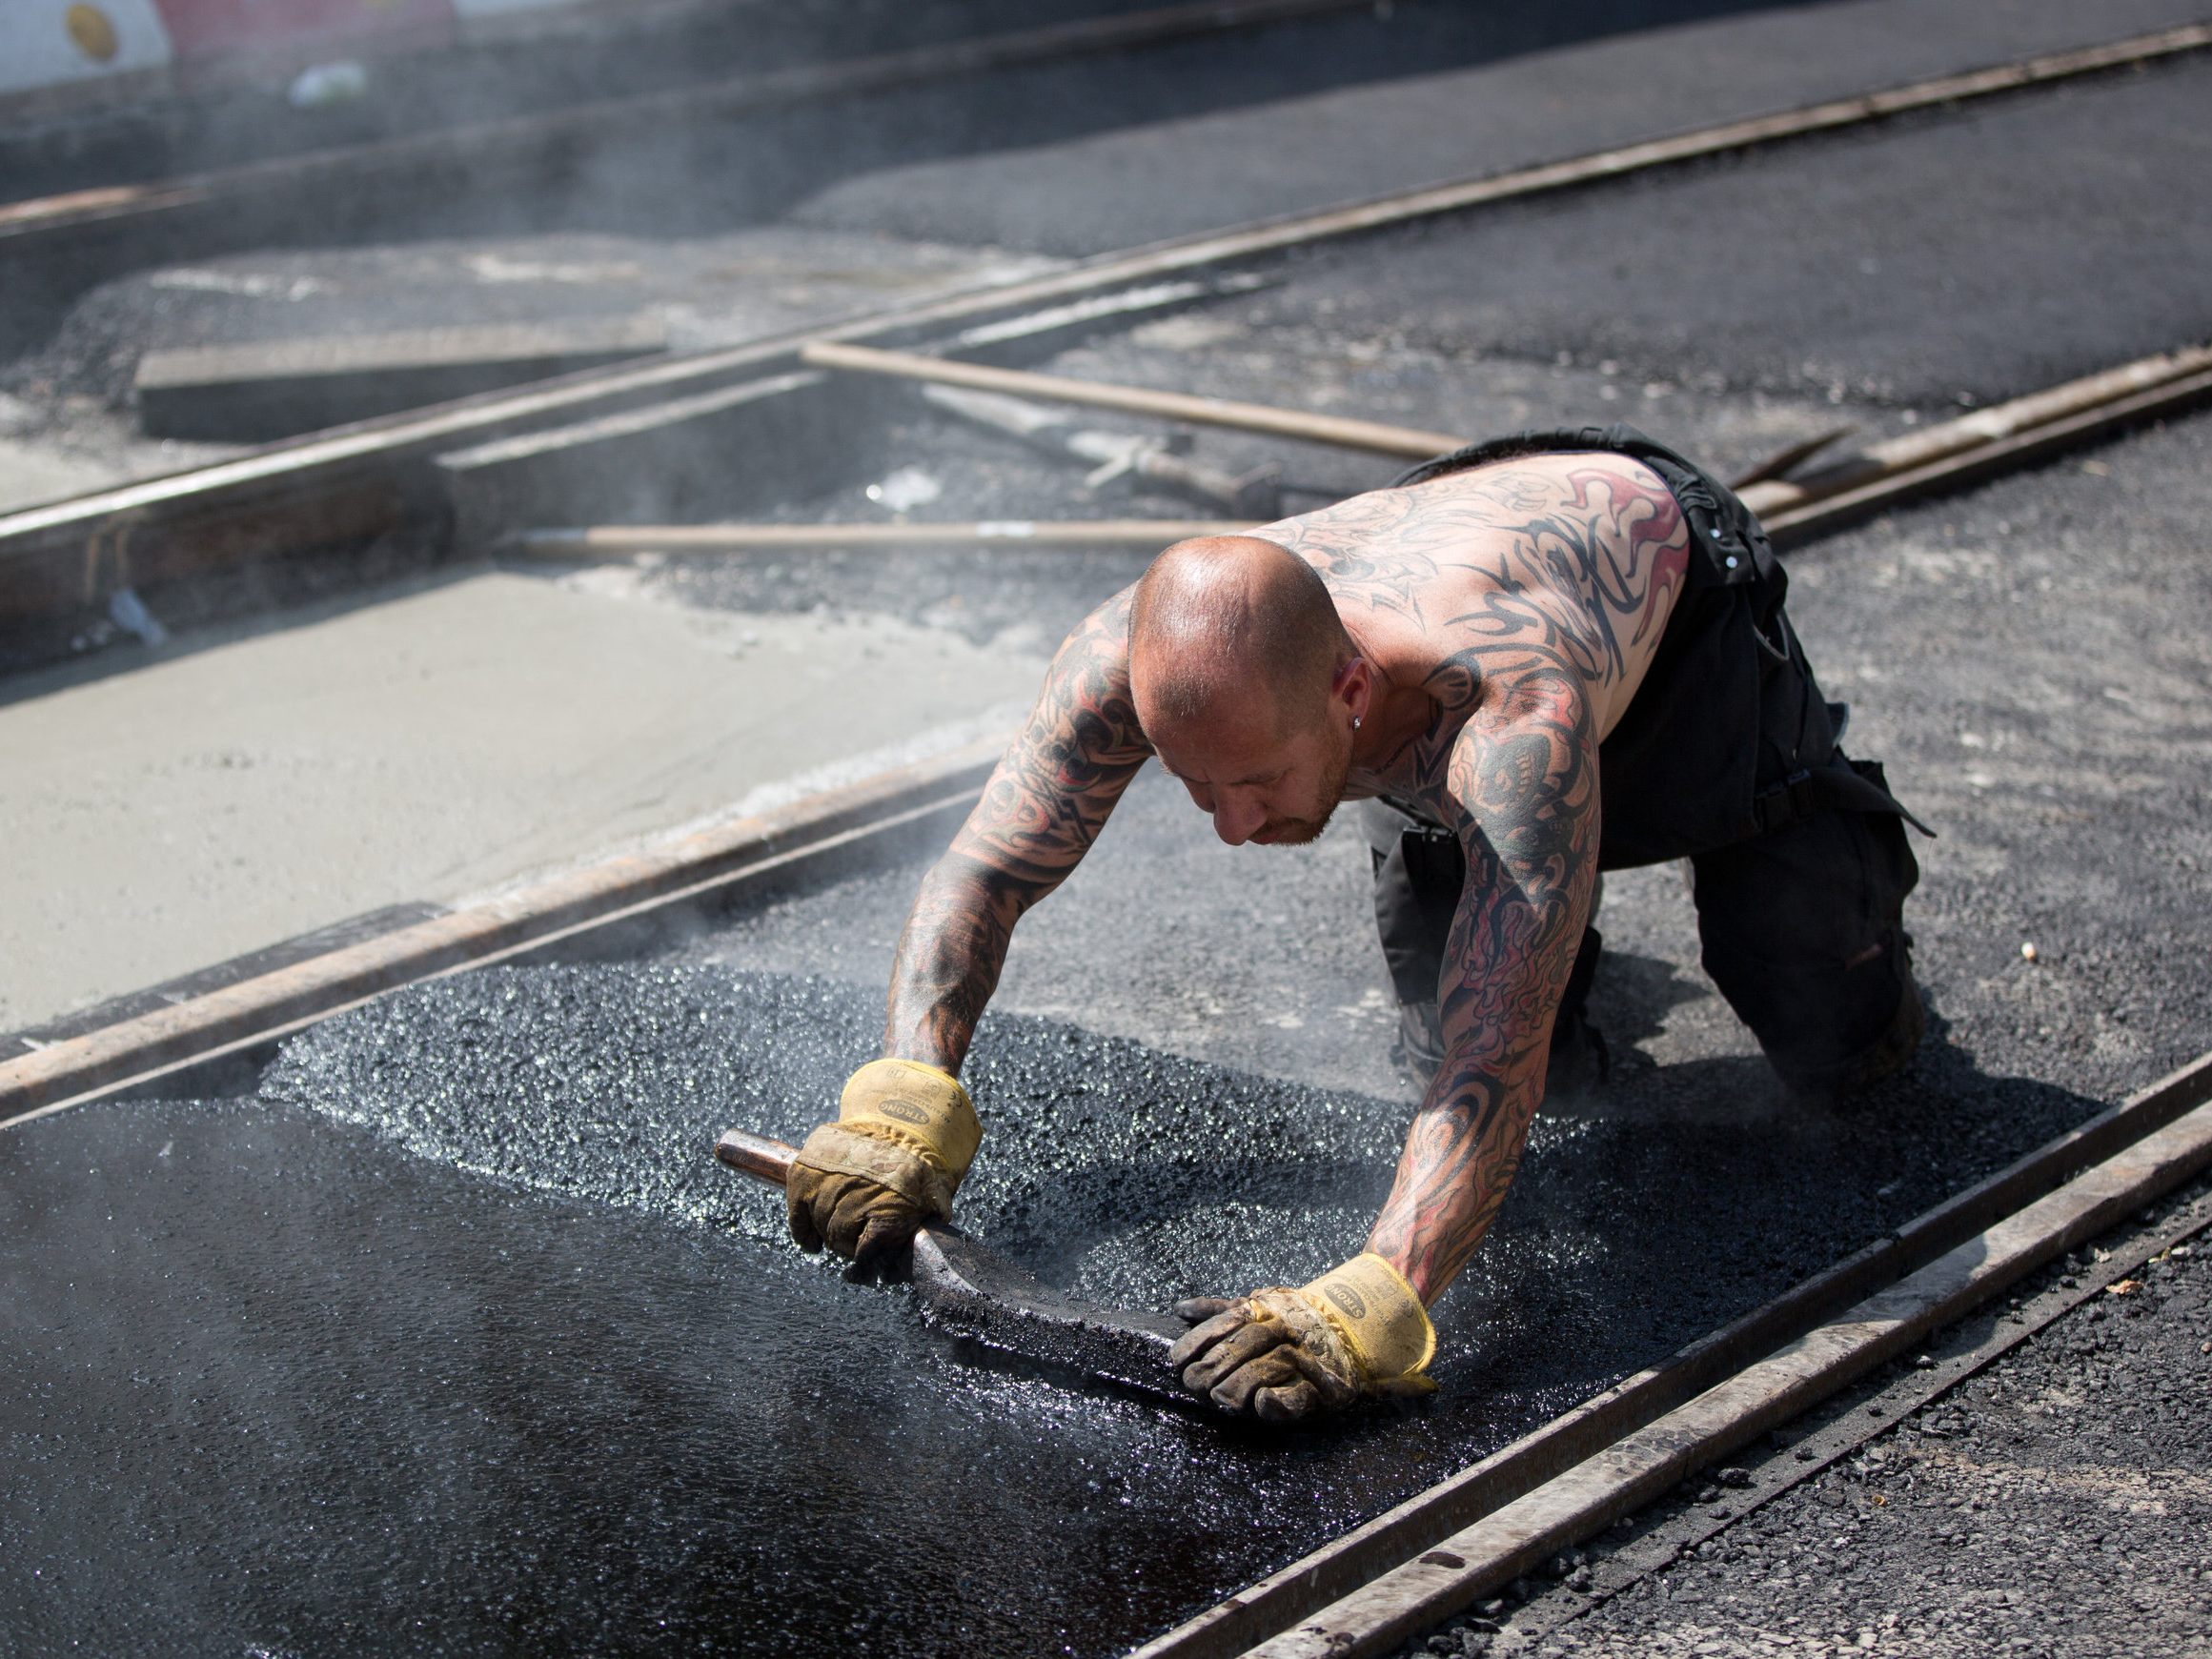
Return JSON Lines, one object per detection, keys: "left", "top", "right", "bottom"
{"left": 0, "top": 957, "right": 2119, "bottom": 1658}
{"left": 10, "top": 398, "right": 2210, "bottom": 1659}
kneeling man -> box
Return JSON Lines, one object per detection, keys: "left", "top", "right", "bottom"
{"left": 784, "top": 425, "right": 1925, "bottom": 1422}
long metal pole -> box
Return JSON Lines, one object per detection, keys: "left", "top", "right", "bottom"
{"left": 802, "top": 340, "right": 1467, "bottom": 458}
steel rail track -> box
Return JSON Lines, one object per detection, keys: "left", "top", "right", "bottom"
{"left": 1, "top": 21, "right": 2202, "bottom": 627}
{"left": 1480, "top": 1182, "right": 2212, "bottom": 1654}
{"left": 1203, "top": 1062, "right": 2212, "bottom": 1659}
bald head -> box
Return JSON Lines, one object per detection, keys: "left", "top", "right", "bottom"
{"left": 1128, "top": 536, "right": 1354, "bottom": 738}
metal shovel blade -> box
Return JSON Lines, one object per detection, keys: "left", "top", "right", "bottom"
{"left": 716, "top": 1127, "right": 1194, "bottom": 1407}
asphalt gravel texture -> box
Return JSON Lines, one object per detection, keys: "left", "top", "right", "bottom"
{"left": 0, "top": 943, "right": 2121, "bottom": 1658}
{"left": 8, "top": 9, "right": 2212, "bottom": 1655}
{"left": 1405, "top": 1193, "right": 2212, "bottom": 1659}
{"left": 795, "top": 0, "right": 2212, "bottom": 257}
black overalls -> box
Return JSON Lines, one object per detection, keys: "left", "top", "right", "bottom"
{"left": 1364, "top": 425, "right": 1927, "bottom": 1100}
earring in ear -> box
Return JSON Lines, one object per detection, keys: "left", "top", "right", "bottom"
{"left": 1352, "top": 716, "right": 1363, "bottom": 731}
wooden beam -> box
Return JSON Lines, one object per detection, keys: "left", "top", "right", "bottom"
{"left": 803, "top": 340, "right": 1465, "bottom": 458}
{"left": 517, "top": 518, "right": 1248, "bottom": 555}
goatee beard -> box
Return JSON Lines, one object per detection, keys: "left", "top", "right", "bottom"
{"left": 1259, "top": 733, "right": 1352, "bottom": 845}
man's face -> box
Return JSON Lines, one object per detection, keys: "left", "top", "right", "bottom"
{"left": 1148, "top": 693, "right": 1351, "bottom": 847}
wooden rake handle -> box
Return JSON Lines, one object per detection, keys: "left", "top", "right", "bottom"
{"left": 715, "top": 1127, "right": 798, "bottom": 1187}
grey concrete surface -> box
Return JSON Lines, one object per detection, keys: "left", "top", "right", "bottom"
{"left": 793, "top": 0, "right": 2212, "bottom": 254}
{"left": 0, "top": 568, "right": 1043, "bottom": 1032}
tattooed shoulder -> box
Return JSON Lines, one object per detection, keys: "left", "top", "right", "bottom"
{"left": 948, "top": 585, "right": 1151, "bottom": 886}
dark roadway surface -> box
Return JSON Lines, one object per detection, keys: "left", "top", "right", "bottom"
{"left": 794, "top": 0, "right": 2212, "bottom": 259}
{"left": 7, "top": 412, "right": 2206, "bottom": 1658}
{"left": 7, "top": 4, "right": 2212, "bottom": 1655}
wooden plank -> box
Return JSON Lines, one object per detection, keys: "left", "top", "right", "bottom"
{"left": 135, "top": 317, "right": 667, "bottom": 443}
{"left": 1129, "top": 1050, "right": 2212, "bottom": 1659}
{"left": 516, "top": 519, "right": 1249, "bottom": 554}
{"left": 1244, "top": 1093, "right": 2212, "bottom": 1658}
{"left": 802, "top": 340, "right": 1466, "bottom": 458}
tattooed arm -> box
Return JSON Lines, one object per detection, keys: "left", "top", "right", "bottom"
{"left": 1364, "top": 664, "right": 1602, "bottom": 1304}
{"left": 883, "top": 588, "right": 1153, "bottom": 1074}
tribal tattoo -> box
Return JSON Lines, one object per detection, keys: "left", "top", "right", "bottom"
{"left": 1272, "top": 454, "right": 1685, "bottom": 1302}
{"left": 883, "top": 589, "right": 1153, "bottom": 1072}
{"left": 1362, "top": 669, "right": 1600, "bottom": 1301}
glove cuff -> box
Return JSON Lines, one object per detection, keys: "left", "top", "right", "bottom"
{"left": 838, "top": 1058, "right": 983, "bottom": 1184}
{"left": 1297, "top": 1253, "right": 1436, "bottom": 1386}
{"left": 792, "top": 1123, "right": 958, "bottom": 1221}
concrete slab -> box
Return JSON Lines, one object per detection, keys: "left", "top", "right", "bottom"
{"left": 792, "top": 0, "right": 2212, "bottom": 255}
{"left": 0, "top": 569, "right": 1045, "bottom": 1031}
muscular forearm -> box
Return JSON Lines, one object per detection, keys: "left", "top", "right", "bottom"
{"left": 881, "top": 852, "right": 1034, "bottom": 1074}
{"left": 1364, "top": 1066, "right": 1539, "bottom": 1305}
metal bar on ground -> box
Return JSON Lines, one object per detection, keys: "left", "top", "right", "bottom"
{"left": 7, "top": 23, "right": 2199, "bottom": 610}
{"left": 1760, "top": 364, "right": 2212, "bottom": 544}
{"left": 1129, "top": 1046, "right": 2212, "bottom": 1659}
{"left": 517, "top": 519, "right": 1249, "bottom": 555}
{"left": 1231, "top": 1090, "right": 2212, "bottom": 1659}
{"left": 802, "top": 340, "right": 1466, "bottom": 457}
{"left": 1741, "top": 342, "right": 2212, "bottom": 522}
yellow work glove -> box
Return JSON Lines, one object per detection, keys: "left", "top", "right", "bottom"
{"left": 1169, "top": 1253, "right": 1437, "bottom": 1423}
{"left": 786, "top": 1059, "right": 983, "bottom": 1270}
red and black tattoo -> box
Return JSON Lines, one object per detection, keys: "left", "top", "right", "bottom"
{"left": 883, "top": 590, "right": 1153, "bottom": 1072}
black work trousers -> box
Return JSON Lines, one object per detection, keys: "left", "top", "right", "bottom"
{"left": 1368, "top": 425, "right": 1926, "bottom": 1100}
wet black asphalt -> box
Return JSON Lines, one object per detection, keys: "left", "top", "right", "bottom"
{"left": 6, "top": 3, "right": 2212, "bottom": 1653}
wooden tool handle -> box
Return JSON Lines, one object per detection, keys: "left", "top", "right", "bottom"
{"left": 716, "top": 1127, "right": 798, "bottom": 1187}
